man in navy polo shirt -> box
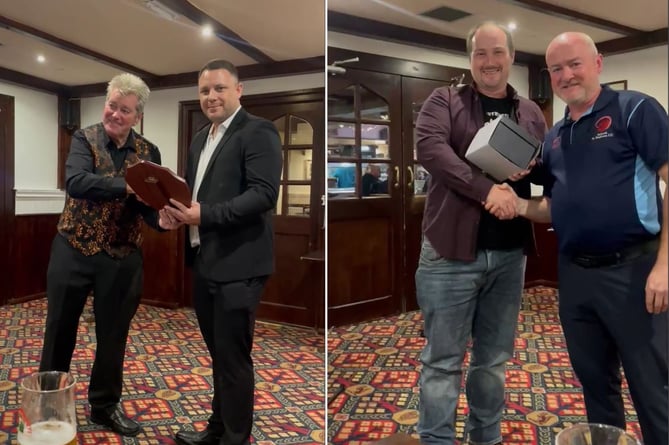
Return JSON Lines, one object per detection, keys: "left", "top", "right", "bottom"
{"left": 491, "top": 32, "right": 668, "bottom": 444}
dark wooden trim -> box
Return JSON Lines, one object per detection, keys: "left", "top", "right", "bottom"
{"left": 178, "top": 101, "right": 199, "bottom": 177}
{"left": 598, "top": 28, "right": 668, "bottom": 55}
{"left": 239, "top": 88, "right": 325, "bottom": 106}
{"left": 68, "top": 57, "right": 325, "bottom": 98}
{"left": 0, "top": 94, "right": 15, "bottom": 307}
{"left": 329, "top": 48, "right": 475, "bottom": 82}
{"left": 8, "top": 292, "right": 45, "bottom": 306}
{"left": 330, "top": 12, "right": 666, "bottom": 62}
{"left": 327, "top": 295, "right": 399, "bottom": 327}
{"left": 328, "top": 11, "right": 541, "bottom": 66}
{"left": 527, "top": 63, "right": 554, "bottom": 125}
{"left": 0, "top": 66, "right": 68, "bottom": 95}
{"left": 524, "top": 279, "right": 558, "bottom": 289}
{"left": 140, "top": 297, "right": 180, "bottom": 309}
{"left": 57, "top": 96, "right": 79, "bottom": 189}
{"left": 498, "top": 0, "right": 639, "bottom": 35}
{"left": 161, "top": 0, "right": 273, "bottom": 64}
{"left": 0, "top": 14, "right": 157, "bottom": 79}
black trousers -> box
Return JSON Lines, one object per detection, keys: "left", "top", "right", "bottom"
{"left": 192, "top": 256, "right": 267, "bottom": 445}
{"left": 558, "top": 251, "right": 668, "bottom": 445}
{"left": 39, "top": 234, "right": 143, "bottom": 410}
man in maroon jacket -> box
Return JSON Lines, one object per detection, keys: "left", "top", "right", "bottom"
{"left": 414, "top": 21, "right": 547, "bottom": 445}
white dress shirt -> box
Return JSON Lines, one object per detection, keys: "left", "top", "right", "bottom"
{"left": 189, "top": 106, "right": 241, "bottom": 247}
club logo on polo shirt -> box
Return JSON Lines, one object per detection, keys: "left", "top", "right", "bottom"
{"left": 592, "top": 115, "right": 614, "bottom": 140}
{"left": 551, "top": 136, "right": 561, "bottom": 149}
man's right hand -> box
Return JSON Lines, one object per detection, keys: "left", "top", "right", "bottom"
{"left": 484, "top": 184, "right": 517, "bottom": 219}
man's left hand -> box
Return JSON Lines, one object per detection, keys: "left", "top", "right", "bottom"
{"left": 645, "top": 260, "right": 668, "bottom": 314}
{"left": 165, "top": 199, "right": 201, "bottom": 225}
{"left": 158, "top": 208, "right": 183, "bottom": 230}
{"left": 507, "top": 159, "right": 536, "bottom": 182}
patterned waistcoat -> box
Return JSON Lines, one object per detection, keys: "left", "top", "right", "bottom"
{"left": 57, "top": 124, "right": 153, "bottom": 258}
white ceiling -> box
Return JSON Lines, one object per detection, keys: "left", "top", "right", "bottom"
{"left": 0, "top": 0, "right": 664, "bottom": 89}
{"left": 0, "top": 0, "right": 325, "bottom": 87}
{"left": 328, "top": 0, "right": 667, "bottom": 56}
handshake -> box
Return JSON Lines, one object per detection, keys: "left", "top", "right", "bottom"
{"left": 483, "top": 183, "right": 527, "bottom": 220}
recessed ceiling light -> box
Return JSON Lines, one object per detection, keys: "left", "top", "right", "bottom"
{"left": 36, "top": 54, "right": 45, "bottom": 63}
{"left": 201, "top": 25, "right": 213, "bottom": 37}
{"left": 508, "top": 22, "right": 517, "bottom": 31}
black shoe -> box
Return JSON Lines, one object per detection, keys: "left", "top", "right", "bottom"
{"left": 90, "top": 406, "right": 141, "bottom": 437}
{"left": 175, "top": 429, "right": 222, "bottom": 445}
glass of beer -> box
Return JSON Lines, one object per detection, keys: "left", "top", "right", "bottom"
{"left": 18, "top": 371, "right": 77, "bottom": 445}
{"left": 555, "top": 423, "right": 640, "bottom": 445}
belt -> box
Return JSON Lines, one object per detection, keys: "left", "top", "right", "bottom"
{"left": 570, "top": 238, "right": 659, "bottom": 268}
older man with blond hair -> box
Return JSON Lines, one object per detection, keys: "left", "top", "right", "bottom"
{"left": 40, "top": 73, "right": 172, "bottom": 437}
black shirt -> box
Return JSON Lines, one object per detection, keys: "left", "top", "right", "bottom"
{"left": 476, "top": 93, "right": 533, "bottom": 250}
{"left": 65, "top": 126, "right": 163, "bottom": 229}
{"left": 66, "top": 128, "right": 161, "bottom": 201}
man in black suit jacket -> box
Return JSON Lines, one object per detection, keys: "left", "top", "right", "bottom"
{"left": 163, "top": 59, "right": 282, "bottom": 445}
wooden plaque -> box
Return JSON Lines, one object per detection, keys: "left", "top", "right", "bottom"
{"left": 126, "top": 160, "right": 191, "bottom": 210}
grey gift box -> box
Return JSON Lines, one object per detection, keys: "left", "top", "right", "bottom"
{"left": 465, "top": 115, "right": 542, "bottom": 182}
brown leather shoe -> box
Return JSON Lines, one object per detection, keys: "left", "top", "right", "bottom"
{"left": 175, "top": 429, "right": 222, "bottom": 445}
{"left": 90, "top": 406, "right": 141, "bottom": 437}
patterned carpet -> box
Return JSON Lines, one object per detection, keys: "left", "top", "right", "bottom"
{"left": 327, "top": 286, "right": 642, "bottom": 445}
{"left": 0, "top": 299, "right": 324, "bottom": 445}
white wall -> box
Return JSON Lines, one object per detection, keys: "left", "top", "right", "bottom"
{"left": 328, "top": 31, "right": 530, "bottom": 97}
{"left": 0, "top": 82, "right": 59, "bottom": 186}
{"left": 551, "top": 45, "right": 668, "bottom": 124}
{"left": 11, "top": 72, "right": 324, "bottom": 214}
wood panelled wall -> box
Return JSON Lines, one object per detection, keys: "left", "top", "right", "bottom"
{"left": 9, "top": 215, "right": 186, "bottom": 307}
{"left": 11, "top": 215, "right": 60, "bottom": 303}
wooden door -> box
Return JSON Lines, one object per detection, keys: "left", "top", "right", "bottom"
{"left": 244, "top": 92, "right": 325, "bottom": 328}
{"left": 178, "top": 89, "right": 325, "bottom": 329}
{"left": 400, "top": 75, "right": 471, "bottom": 311}
{"left": 327, "top": 69, "right": 403, "bottom": 326}
{"left": 400, "top": 77, "right": 450, "bottom": 312}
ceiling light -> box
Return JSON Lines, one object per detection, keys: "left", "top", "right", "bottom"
{"left": 36, "top": 55, "right": 45, "bottom": 63}
{"left": 508, "top": 22, "right": 517, "bottom": 31}
{"left": 201, "top": 25, "right": 214, "bottom": 37}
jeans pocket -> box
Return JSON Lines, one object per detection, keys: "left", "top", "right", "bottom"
{"left": 420, "top": 238, "right": 443, "bottom": 262}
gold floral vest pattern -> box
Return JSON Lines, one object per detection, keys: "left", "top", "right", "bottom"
{"left": 57, "top": 124, "right": 154, "bottom": 258}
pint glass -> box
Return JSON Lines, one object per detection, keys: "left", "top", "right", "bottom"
{"left": 555, "top": 423, "right": 640, "bottom": 445}
{"left": 18, "top": 371, "right": 77, "bottom": 445}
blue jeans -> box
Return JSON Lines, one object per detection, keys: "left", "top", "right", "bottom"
{"left": 415, "top": 238, "right": 525, "bottom": 445}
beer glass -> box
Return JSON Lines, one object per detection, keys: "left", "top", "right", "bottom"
{"left": 555, "top": 423, "right": 640, "bottom": 445}
{"left": 18, "top": 371, "right": 77, "bottom": 445}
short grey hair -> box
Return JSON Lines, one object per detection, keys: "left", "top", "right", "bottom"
{"left": 106, "top": 73, "right": 150, "bottom": 114}
{"left": 466, "top": 21, "right": 515, "bottom": 56}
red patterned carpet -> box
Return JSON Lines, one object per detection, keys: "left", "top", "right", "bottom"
{"left": 327, "top": 286, "right": 641, "bottom": 445}
{"left": 0, "top": 299, "right": 324, "bottom": 445}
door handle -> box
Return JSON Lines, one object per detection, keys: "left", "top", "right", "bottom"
{"left": 393, "top": 166, "right": 400, "bottom": 189}
{"left": 407, "top": 166, "right": 414, "bottom": 188}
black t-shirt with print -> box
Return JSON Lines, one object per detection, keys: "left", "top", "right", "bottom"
{"left": 476, "top": 93, "right": 529, "bottom": 251}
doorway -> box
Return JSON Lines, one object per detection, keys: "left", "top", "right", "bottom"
{"left": 326, "top": 67, "right": 470, "bottom": 326}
